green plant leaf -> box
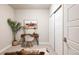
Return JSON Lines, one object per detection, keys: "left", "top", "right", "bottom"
{"left": 7, "top": 18, "right": 21, "bottom": 36}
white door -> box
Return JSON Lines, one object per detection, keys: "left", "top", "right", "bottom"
{"left": 49, "top": 14, "right": 55, "bottom": 51}
{"left": 54, "top": 5, "right": 63, "bottom": 55}
{"left": 64, "top": 4, "right": 79, "bottom": 55}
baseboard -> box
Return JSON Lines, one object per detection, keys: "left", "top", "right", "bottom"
{"left": 0, "top": 44, "right": 12, "bottom": 53}
{"left": 39, "top": 42, "right": 49, "bottom": 45}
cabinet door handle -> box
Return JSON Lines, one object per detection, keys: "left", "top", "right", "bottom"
{"left": 64, "top": 37, "right": 67, "bottom": 42}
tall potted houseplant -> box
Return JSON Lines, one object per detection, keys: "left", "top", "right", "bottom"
{"left": 7, "top": 18, "right": 21, "bottom": 46}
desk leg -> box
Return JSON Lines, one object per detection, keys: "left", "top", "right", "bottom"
{"left": 36, "top": 38, "right": 39, "bottom": 45}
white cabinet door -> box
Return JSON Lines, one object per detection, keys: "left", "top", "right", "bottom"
{"left": 49, "top": 14, "right": 55, "bottom": 51}
{"left": 54, "top": 5, "right": 63, "bottom": 55}
{"left": 64, "top": 4, "right": 79, "bottom": 55}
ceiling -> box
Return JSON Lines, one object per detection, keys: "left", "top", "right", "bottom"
{"left": 9, "top": 4, "right": 51, "bottom": 9}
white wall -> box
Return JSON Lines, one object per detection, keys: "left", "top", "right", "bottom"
{"left": 15, "top": 9, "right": 49, "bottom": 44}
{"left": 0, "top": 4, "right": 15, "bottom": 52}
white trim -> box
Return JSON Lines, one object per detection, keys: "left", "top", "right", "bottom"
{"left": 0, "top": 44, "right": 12, "bottom": 53}
{"left": 39, "top": 42, "right": 49, "bottom": 45}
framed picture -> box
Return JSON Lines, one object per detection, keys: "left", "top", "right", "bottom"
{"left": 24, "top": 20, "right": 38, "bottom": 29}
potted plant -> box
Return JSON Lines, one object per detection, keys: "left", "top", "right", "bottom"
{"left": 7, "top": 18, "right": 21, "bottom": 46}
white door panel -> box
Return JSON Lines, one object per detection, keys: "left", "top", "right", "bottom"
{"left": 69, "top": 27, "right": 79, "bottom": 43}
{"left": 69, "top": 20, "right": 79, "bottom": 27}
{"left": 54, "top": 5, "right": 63, "bottom": 54}
{"left": 67, "top": 40, "right": 79, "bottom": 50}
{"left": 69, "top": 5, "right": 79, "bottom": 21}
{"left": 68, "top": 46, "right": 79, "bottom": 55}
{"left": 49, "top": 14, "right": 55, "bottom": 51}
{"left": 64, "top": 4, "right": 79, "bottom": 54}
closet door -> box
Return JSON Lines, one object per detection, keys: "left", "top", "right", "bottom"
{"left": 64, "top": 4, "right": 79, "bottom": 55}
{"left": 49, "top": 14, "right": 55, "bottom": 51}
{"left": 54, "top": 5, "right": 63, "bottom": 54}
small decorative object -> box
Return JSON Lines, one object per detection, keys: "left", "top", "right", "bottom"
{"left": 7, "top": 18, "right": 22, "bottom": 46}
{"left": 12, "top": 40, "right": 18, "bottom": 46}
{"left": 46, "top": 48, "right": 49, "bottom": 53}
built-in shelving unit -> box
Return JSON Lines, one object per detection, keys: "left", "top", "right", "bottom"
{"left": 22, "top": 20, "right": 39, "bottom": 45}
